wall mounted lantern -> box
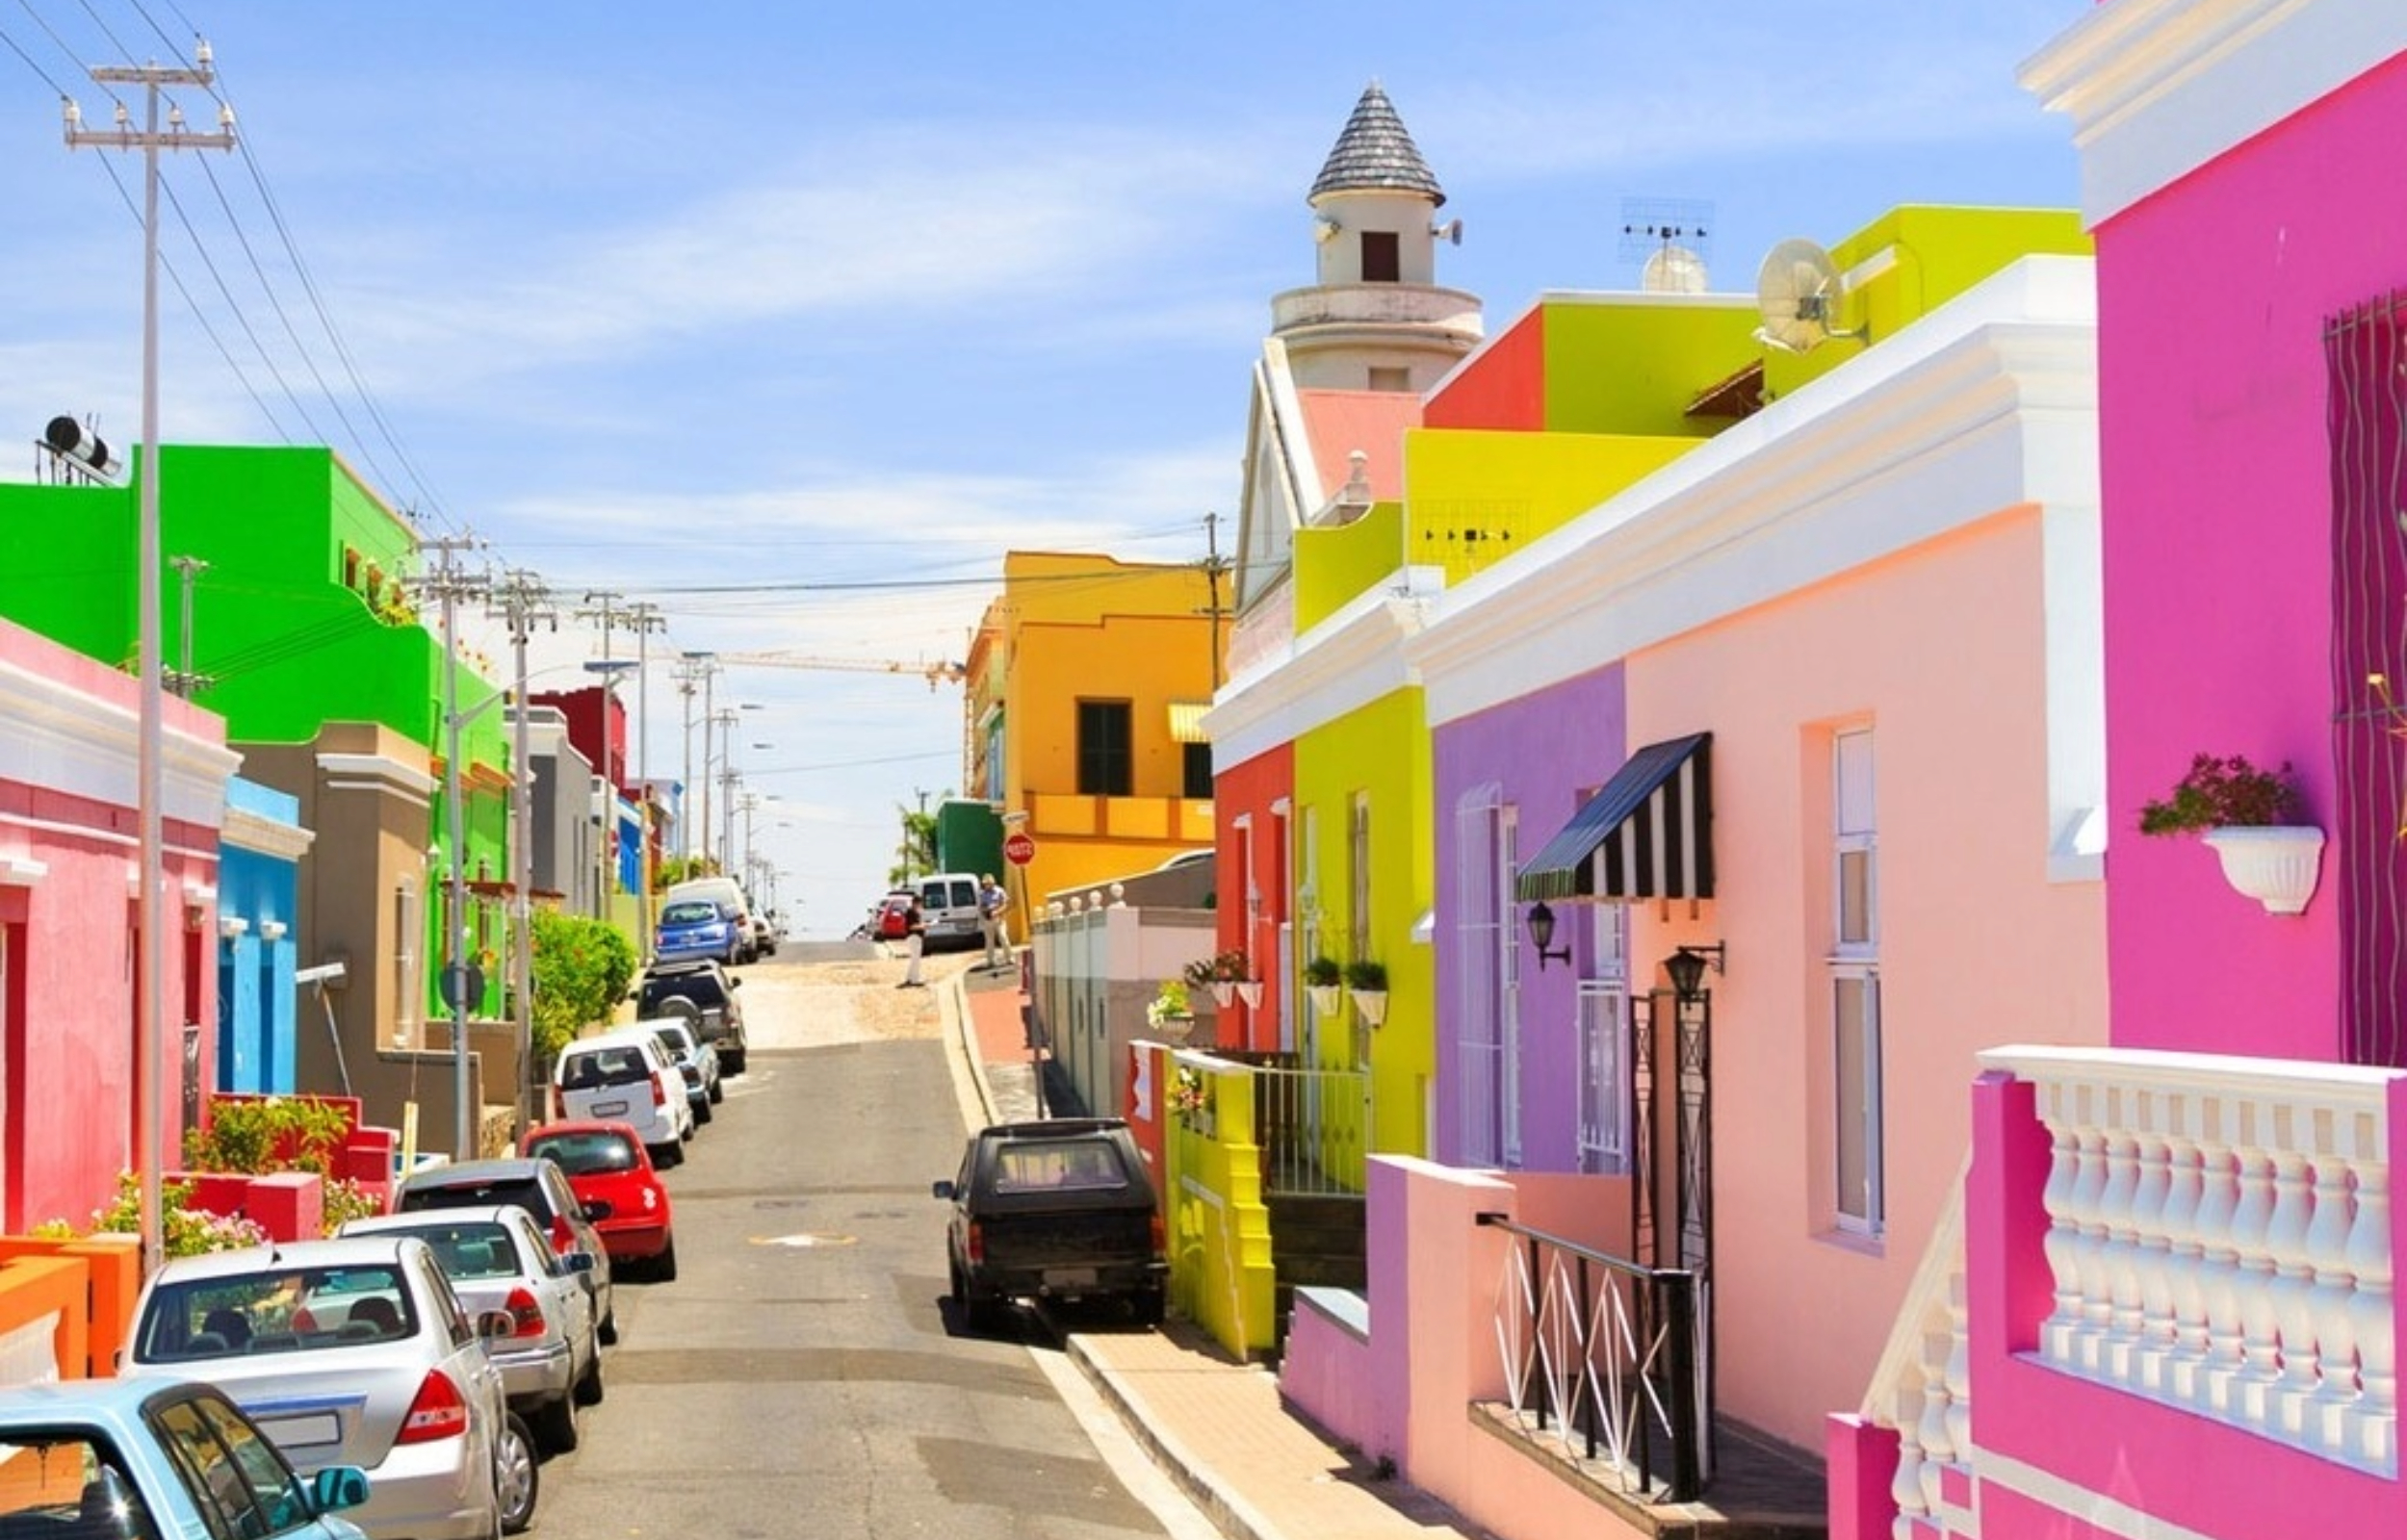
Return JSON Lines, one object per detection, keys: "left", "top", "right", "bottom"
{"left": 1664, "top": 942, "right": 1726, "bottom": 1005}
{"left": 1524, "top": 902, "right": 1572, "bottom": 971}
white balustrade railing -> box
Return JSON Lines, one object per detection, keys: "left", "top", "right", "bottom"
{"left": 1856, "top": 1157, "right": 1970, "bottom": 1540}
{"left": 1982, "top": 1046, "right": 2401, "bottom": 1476}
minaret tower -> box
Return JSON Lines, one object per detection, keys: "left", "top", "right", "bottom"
{"left": 1273, "top": 81, "right": 1483, "bottom": 393}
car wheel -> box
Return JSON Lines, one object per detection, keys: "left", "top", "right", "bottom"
{"left": 495, "top": 1412, "right": 539, "bottom": 1534}
{"left": 693, "top": 1097, "right": 713, "bottom": 1126}
{"left": 1131, "top": 1287, "right": 1167, "bottom": 1328}
{"left": 597, "top": 1304, "right": 618, "bottom": 1347}
{"left": 652, "top": 1237, "right": 678, "bottom": 1283}
{"left": 534, "top": 1391, "right": 578, "bottom": 1455}
{"left": 706, "top": 1079, "right": 724, "bottom": 1105}
{"left": 952, "top": 1262, "right": 1001, "bottom": 1335}
{"left": 649, "top": 1141, "right": 683, "bottom": 1169}
{"left": 573, "top": 1342, "right": 605, "bottom": 1406}
{"left": 722, "top": 1048, "right": 746, "bottom": 1077}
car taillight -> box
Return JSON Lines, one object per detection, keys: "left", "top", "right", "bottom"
{"left": 292, "top": 1307, "right": 318, "bottom": 1333}
{"left": 965, "top": 1219, "right": 985, "bottom": 1265}
{"left": 551, "top": 1086, "right": 564, "bottom": 1120}
{"left": 650, "top": 1075, "right": 666, "bottom": 1109}
{"left": 1150, "top": 1211, "right": 1166, "bottom": 1256}
{"left": 397, "top": 1370, "right": 470, "bottom": 1444}
{"left": 549, "top": 1215, "right": 576, "bottom": 1255}
{"left": 503, "top": 1286, "right": 545, "bottom": 1339}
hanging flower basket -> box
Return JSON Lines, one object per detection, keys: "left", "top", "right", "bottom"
{"left": 1153, "top": 1014, "right": 1196, "bottom": 1044}
{"left": 1208, "top": 981, "right": 1236, "bottom": 1008}
{"left": 1234, "top": 981, "right": 1264, "bottom": 1009}
{"left": 1351, "top": 989, "right": 1388, "bottom": 1027}
{"left": 2202, "top": 826, "right": 2324, "bottom": 916}
{"left": 1307, "top": 985, "right": 1343, "bottom": 1016}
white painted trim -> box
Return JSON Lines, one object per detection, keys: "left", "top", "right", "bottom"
{"left": 0, "top": 654, "right": 240, "bottom": 826}
{"left": 317, "top": 751, "right": 438, "bottom": 798}
{"left": 2020, "top": 0, "right": 2407, "bottom": 226}
{"left": 1411, "top": 258, "right": 2098, "bottom": 728}
{"left": 221, "top": 805, "right": 317, "bottom": 860}
{"left": 0, "top": 855, "right": 46, "bottom": 886}
{"left": 1204, "top": 568, "right": 1445, "bottom": 766}
{"left": 220, "top": 915, "right": 249, "bottom": 939}
{"left": 258, "top": 919, "right": 288, "bottom": 941}
{"left": 1971, "top": 1446, "right": 2217, "bottom": 1540}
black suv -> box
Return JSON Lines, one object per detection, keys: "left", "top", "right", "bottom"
{"left": 634, "top": 960, "right": 747, "bottom": 1075}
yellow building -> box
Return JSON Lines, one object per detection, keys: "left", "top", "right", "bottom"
{"left": 965, "top": 552, "right": 1224, "bottom": 906}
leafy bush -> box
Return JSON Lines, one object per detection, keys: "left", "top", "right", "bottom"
{"left": 531, "top": 909, "right": 639, "bottom": 1063}
{"left": 2138, "top": 754, "right": 2303, "bottom": 835}
{"left": 185, "top": 1095, "right": 351, "bottom": 1175}
{"left": 43, "top": 1172, "right": 271, "bottom": 1257}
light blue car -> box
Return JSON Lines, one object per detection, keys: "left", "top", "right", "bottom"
{"left": 0, "top": 1376, "right": 372, "bottom": 1540}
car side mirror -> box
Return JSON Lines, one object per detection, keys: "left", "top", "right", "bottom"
{"left": 312, "top": 1467, "right": 371, "bottom": 1515}
{"left": 729, "top": 976, "right": 742, "bottom": 988}
{"left": 563, "top": 1250, "right": 596, "bottom": 1274}
{"left": 478, "top": 1309, "right": 517, "bottom": 1340}
{"left": 931, "top": 1179, "right": 956, "bottom": 1200}
{"left": 582, "top": 1199, "right": 614, "bottom": 1222}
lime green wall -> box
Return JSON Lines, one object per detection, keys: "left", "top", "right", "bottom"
{"left": 1767, "top": 206, "right": 2091, "bottom": 400}
{"left": 1540, "top": 301, "right": 1761, "bottom": 435}
{"left": 1404, "top": 429, "right": 1701, "bottom": 586}
{"left": 1293, "top": 501, "right": 1406, "bottom": 632}
{"left": 1166, "top": 1065, "right": 1278, "bottom": 1357}
{"left": 1296, "top": 687, "right": 1432, "bottom": 1158}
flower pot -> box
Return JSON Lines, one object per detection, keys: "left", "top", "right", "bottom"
{"left": 1307, "top": 985, "right": 1343, "bottom": 1016}
{"left": 1234, "top": 981, "right": 1264, "bottom": 1009}
{"left": 2202, "top": 826, "right": 2324, "bottom": 915}
{"left": 1152, "top": 1014, "right": 1196, "bottom": 1044}
{"left": 1351, "top": 988, "right": 1388, "bottom": 1027}
{"left": 1209, "top": 981, "right": 1236, "bottom": 1008}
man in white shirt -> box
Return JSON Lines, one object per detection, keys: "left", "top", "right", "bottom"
{"left": 978, "top": 874, "right": 1012, "bottom": 971}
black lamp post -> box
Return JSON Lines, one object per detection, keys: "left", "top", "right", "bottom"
{"left": 1525, "top": 902, "right": 1572, "bottom": 971}
{"left": 1664, "top": 942, "right": 1726, "bottom": 1004}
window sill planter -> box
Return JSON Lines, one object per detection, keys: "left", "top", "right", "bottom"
{"left": 1234, "top": 981, "right": 1264, "bottom": 1009}
{"left": 1307, "top": 985, "right": 1343, "bottom": 1017}
{"left": 1208, "top": 982, "right": 1237, "bottom": 1008}
{"left": 1151, "top": 1014, "right": 1196, "bottom": 1044}
{"left": 1351, "top": 988, "right": 1388, "bottom": 1027}
{"left": 2202, "top": 825, "right": 2324, "bottom": 915}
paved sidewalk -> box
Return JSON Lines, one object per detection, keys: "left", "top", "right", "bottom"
{"left": 949, "top": 961, "right": 1488, "bottom": 1540}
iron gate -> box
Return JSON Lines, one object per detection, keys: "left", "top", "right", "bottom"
{"left": 1630, "top": 987, "right": 1713, "bottom": 1430}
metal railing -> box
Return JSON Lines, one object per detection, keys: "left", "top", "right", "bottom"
{"left": 1251, "top": 1064, "right": 1368, "bottom": 1196}
{"left": 1478, "top": 1211, "right": 1710, "bottom": 1502}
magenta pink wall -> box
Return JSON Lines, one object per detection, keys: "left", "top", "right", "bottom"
{"left": 1213, "top": 745, "right": 1291, "bottom": 1052}
{"left": 1964, "top": 1071, "right": 2407, "bottom": 1538}
{"left": 2101, "top": 54, "right": 2407, "bottom": 1061}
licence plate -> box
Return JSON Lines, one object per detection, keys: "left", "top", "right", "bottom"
{"left": 261, "top": 1412, "right": 341, "bottom": 1449}
{"left": 593, "top": 1099, "right": 628, "bottom": 1116}
{"left": 1043, "top": 1268, "right": 1099, "bottom": 1290}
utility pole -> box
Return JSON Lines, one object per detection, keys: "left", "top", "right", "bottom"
{"left": 621, "top": 603, "right": 665, "bottom": 926}
{"left": 408, "top": 536, "right": 490, "bottom": 1162}
{"left": 490, "top": 570, "right": 555, "bottom": 1139}
{"left": 714, "top": 708, "right": 742, "bottom": 883}
{"left": 65, "top": 48, "right": 236, "bottom": 1277}
{"left": 167, "top": 554, "right": 210, "bottom": 698}
{"left": 699, "top": 664, "right": 719, "bottom": 870}
{"left": 1202, "top": 509, "right": 1230, "bottom": 692}
{"left": 675, "top": 653, "right": 713, "bottom": 865}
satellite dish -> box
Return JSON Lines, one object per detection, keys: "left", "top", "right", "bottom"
{"left": 1641, "top": 244, "right": 1708, "bottom": 295}
{"left": 1754, "top": 238, "right": 1862, "bottom": 353}
{"left": 1431, "top": 218, "right": 1463, "bottom": 246}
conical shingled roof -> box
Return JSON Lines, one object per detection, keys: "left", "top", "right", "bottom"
{"left": 1308, "top": 81, "right": 1445, "bottom": 209}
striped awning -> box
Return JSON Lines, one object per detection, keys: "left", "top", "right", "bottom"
{"left": 1168, "top": 702, "right": 1211, "bottom": 743}
{"left": 1514, "top": 733, "right": 1713, "bottom": 903}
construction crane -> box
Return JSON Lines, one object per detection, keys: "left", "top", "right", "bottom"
{"left": 715, "top": 652, "right": 967, "bottom": 691}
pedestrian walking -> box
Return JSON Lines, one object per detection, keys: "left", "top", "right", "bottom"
{"left": 897, "top": 894, "right": 927, "bottom": 988}
{"left": 978, "top": 874, "right": 1012, "bottom": 970}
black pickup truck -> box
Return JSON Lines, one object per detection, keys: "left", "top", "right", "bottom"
{"left": 934, "top": 1117, "right": 1167, "bottom": 1331}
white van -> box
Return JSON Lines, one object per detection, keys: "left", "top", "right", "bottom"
{"left": 663, "top": 876, "right": 756, "bottom": 962}
{"left": 916, "top": 872, "right": 984, "bottom": 952}
{"left": 553, "top": 1028, "right": 693, "bottom": 1166}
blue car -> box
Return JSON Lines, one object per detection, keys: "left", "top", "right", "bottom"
{"left": 653, "top": 898, "right": 740, "bottom": 965}
{"left": 0, "top": 1376, "right": 372, "bottom": 1540}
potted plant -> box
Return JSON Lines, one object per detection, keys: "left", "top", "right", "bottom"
{"left": 1304, "top": 955, "right": 1344, "bottom": 1016}
{"left": 1148, "top": 979, "right": 1197, "bottom": 1042}
{"left": 1345, "top": 958, "right": 1389, "bottom": 1027}
{"left": 2139, "top": 752, "right": 2323, "bottom": 915}
{"left": 1171, "top": 1065, "right": 1212, "bottom": 1130}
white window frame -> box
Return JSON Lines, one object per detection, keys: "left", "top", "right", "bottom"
{"left": 1830, "top": 728, "right": 1883, "bottom": 1236}
{"left": 1577, "top": 847, "right": 1629, "bottom": 1175}
{"left": 1452, "top": 785, "right": 1519, "bottom": 1168}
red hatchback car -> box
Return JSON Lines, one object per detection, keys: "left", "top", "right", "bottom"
{"left": 522, "top": 1120, "right": 678, "bottom": 1282}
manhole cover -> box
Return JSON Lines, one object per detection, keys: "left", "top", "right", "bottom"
{"left": 751, "top": 1233, "right": 858, "bottom": 1248}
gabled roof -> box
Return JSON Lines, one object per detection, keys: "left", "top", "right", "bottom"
{"left": 1309, "top": 81, "right": 1445, "bottom": 208}
{"left": 1296, "top": 389, "right": 1418, "bottom": 504}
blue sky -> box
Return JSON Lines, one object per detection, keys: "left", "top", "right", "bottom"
{"left": 0, "top": 1, "right": 2086, "bottom": 938}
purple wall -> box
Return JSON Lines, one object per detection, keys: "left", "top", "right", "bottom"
{"left": 2102, "top": 54, "right": 2407, "bottom": 1063}
{"left": 1430, "top": 662, "right": 1623, "bottom": 1168}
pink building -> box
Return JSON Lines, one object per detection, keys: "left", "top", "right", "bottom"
{"left": 1829, "top": 7, "right": 2407, "bottom": 1540}
{"left": 0, "top": 616, "right": 233, "bottom": 1231}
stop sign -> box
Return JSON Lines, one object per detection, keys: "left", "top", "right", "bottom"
{"left": 1003, "top": 832, "right": 1036, "bottom": 866}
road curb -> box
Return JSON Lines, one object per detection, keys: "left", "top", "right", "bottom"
{"left": 1067, "top": 1336, "right": 1286, "bottom": 1540}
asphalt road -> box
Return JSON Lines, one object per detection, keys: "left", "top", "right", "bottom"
{"left": 529, "top": 951, "right": 1190, "bottom": 1539}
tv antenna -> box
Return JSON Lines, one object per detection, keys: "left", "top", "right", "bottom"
{"left": 1619, "top": 196, "right": 1713, "bottom": 294}
{"left": 1754, "top": 237, "right": 1864, "bottom": 352}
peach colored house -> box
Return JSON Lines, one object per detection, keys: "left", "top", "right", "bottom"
{"left": 1281, "top": 246, "right": 2109, "bottom": 1535}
